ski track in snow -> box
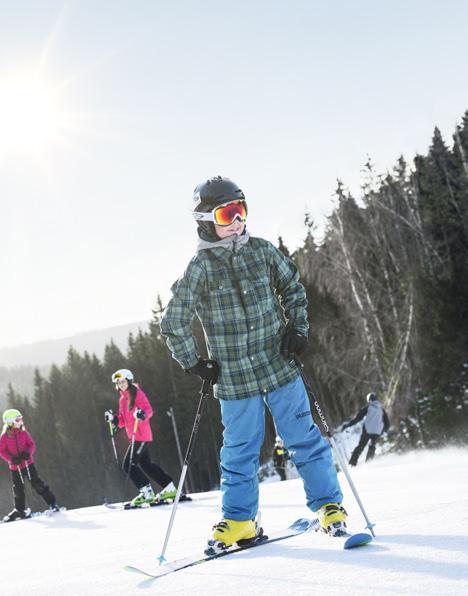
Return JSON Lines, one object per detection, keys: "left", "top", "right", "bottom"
{"left": 0, "top": 447, "right": 467, "bottom": 596}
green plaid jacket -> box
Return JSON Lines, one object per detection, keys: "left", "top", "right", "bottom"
{"left": 160, "top": 235, "right": 308, "bottom": 400}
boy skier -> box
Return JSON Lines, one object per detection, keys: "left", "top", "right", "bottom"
{"left": 160, "top": 176, "right": 345, "bottom": 549}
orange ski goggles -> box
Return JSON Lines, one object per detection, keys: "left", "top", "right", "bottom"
{"left": 193, "top": 200, "right": 248, "bottom": 226}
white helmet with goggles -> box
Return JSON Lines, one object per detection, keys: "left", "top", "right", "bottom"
{"left": 111, "top": 369, "right": 134, "bottom": 384}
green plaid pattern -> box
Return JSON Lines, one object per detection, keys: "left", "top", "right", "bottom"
{"left": 160, "top": 236, "right": 308, "bottom": 400}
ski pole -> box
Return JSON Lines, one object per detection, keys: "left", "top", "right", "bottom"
{"left": 25, "top": 463, "right": 31, "bottom": 481}
{"left": 293, "top": 356, "right": 376, "bottom": 537}
{"left": 122, "top": 418, "right": 139, "bottom": 501}
{"left": 108, "top": 421, "right": 119, "bottom": 464}
{"left": 17, "top": 466, "right": 24, "bottom": 485}
{"left": 158, "top": 379, "right": 211, "bottom": 564}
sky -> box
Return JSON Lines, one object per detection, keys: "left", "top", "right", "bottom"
{"left": 1, "top": 0, "right": 468, "bottom": 349}
{"left": 1, "top": 447, "right": 467, "bottom": 595}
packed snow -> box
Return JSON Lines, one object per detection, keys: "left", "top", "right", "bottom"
{"left": 1, "top": 448, "right": 467, "bottom": 595}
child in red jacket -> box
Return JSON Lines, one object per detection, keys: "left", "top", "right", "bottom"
{"left": 0, "top": 408, "right": 59, "bottom": 522}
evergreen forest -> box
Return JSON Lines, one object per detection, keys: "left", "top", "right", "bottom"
{"left": 1, "top": 111, "right": 467, "bottom": 512}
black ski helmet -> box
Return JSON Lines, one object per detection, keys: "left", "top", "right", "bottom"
{"left": 192, "top": 176, "right": 246, "bottom": 240}
{"left": 367, "top": 392, "right": 378, "bottom": 402}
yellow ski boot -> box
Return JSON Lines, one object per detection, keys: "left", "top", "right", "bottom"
{"left": 205, "top": 519, "right": 260, "bottom": 555}
{"left": 317, "top": 503, "right": 347, "bottom": 536}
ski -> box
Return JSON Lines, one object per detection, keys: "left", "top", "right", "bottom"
{"left": 310, "top": 522, "right": 374, "bottom": 549}
{"left": 124, "top": 518, "right": 314, "bottom": 579}
{"left": 1, "top": 506, "right": 66, "bottom": 523}
{"left": 31, "top": 506, "right": 67, "bottom": 518}
{"left": 124, "top": 518, "right": 373, "bottom": 579}
{"left": 104, "top": 495, "right": 192, "bottom": 511}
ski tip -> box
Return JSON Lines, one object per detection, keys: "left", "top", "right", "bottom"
{"left": 291, "top": 517, "right": 315, "bottom": 532}
{"left": 124, "top": 565, "right": 142, "bottom": 574}
{"left": 343, "top": 532, "right": 373, "bottom": 549}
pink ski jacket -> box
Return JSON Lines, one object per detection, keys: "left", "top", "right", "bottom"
{"left": 0, "top": 427, "right": 36, "bottom": 471}
{"left": 118, "top": 385, "right": 154, "bottom": 442}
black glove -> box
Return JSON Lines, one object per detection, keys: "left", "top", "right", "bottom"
{"left": 186, "top": 358, "right": 220, "bottom": 384}
{"left": 280, "top": 330, "right": 308, "bottom": 359}
{"left": 19, "top": 451, "right": 30, "bottom": 461}
{"left": 11, "top": 456, "right": 22, "bottom": 465}
{"left": 104, "top": 410, "right": 118, "bottom": 426}
{"left": 134, "top": 408, "right": 146, "bottom": 421}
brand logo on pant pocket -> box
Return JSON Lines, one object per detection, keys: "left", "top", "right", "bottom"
{"left": 296, "top": 410, "right": 311, "bottom": 419}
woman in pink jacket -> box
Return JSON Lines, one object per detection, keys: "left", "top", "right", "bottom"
{"left": 0, "top": 408, "right": 59, "bottom": 522}
{"left": 105, "top": 369, "right": 176, "bottom": 507}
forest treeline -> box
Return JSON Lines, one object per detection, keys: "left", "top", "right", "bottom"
{"left": 1, "top": 111, "right": 467, "bottom": 512}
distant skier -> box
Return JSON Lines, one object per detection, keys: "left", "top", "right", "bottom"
{"left": 0, "top": 408, "right": 59, "bottom": 522}
{"left": 272, "top": 436, "right": 289, "bottom": 481}
{"left": 161, "top": 176, "right": 345, "bottom": 552}
{"left": 105, "top": 369, "right": 177, "bottom": 506}
{"left": 342, "top": 392, "right": 390, "bottom": 466}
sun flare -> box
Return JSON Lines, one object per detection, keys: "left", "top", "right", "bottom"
{"left": 0, "top": 73, "right": 67, "bottom": 158}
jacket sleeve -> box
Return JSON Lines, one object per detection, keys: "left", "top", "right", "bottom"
{"left": 25, "top": 432, "right": 36, "bottom": 456}
{"left": 160, "top": 257, "right": 207, "bottom": 370}
{"left": 0, "top": 434, "right": 11, "bottom": 463}
{"left": 267, "top": 242, "right": 309, "bottom": 336}
{"left": 344, "top": 406, "right": 368, "bottom": 428}
{"left": 117, "top": 398, "right": 125, "bottom": 428}
{"left": 136, "top": 390, "right": 153, "bottom": 420}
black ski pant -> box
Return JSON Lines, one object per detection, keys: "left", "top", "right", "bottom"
{"left": 275, "top": 465, "right": 287, "bottom": 481}
{"left": 122, "top": 441, "right": 173, "bottom": 491}
{"left": 349, "top": 429, "right": 381, "bottom": 466}
{"left": 11, "top": 464, "right": 56, "bottom": 511}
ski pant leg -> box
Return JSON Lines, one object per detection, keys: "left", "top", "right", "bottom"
{"left": 266, "top": 376, "right": 343, "bottom": 512}
{"left": 219, "top": 395, "right": 265, "bottom": 521}
{"left": 349, "top": 429, "right": 370, "bottom": 465}
{"left": 28, "top": 464, "right": 56, "bottom": 506}
{"left": 137, "top": 444, "right": 173, "bottom": 489}
{"left": 11, "top": 469, "right": 26, "bottom": 510}
{"left": 275, "top": 465, "right": 286, "bottom": 481}
{"left": 365, "top": 434, "right": 380, "bottom": 461}
{"left": 122, "top": 442, "right": 150, "bottom": 490}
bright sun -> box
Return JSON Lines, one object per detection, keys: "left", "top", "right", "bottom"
{"left": 0, "top": 73, "right": 66, "bottom": 158}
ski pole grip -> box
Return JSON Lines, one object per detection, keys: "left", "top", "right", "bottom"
{"left": 293, "top": 354, "right": 304, "bottom": 368}
{"left": 201, "top": 379, "right": 211, "bottom": 395}
{"left": 132, "top": 418, "right": 139, "bottom": 435}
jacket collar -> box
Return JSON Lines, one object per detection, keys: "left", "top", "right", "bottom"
{"left": 196, "top": 229, "right": 250, "bottom": 253}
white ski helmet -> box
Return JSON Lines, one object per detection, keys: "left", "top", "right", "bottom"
{"left": 111, "top": 369, "right": 134, "bottom": 384}
{"left": 367, "top": 392, "right": 378, "bottom": 402}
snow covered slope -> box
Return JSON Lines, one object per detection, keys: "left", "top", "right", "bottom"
{"left": 1, "top": 448, "right": 467, "bottom": 596}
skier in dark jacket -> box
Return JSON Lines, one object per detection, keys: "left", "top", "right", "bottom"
{"left": 342, "top": 392, "right": 390, "bottom": 466}
{"left": 272, "top": 436, "right": 289, "bottom": 481}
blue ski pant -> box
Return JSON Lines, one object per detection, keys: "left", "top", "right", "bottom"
{"left": 219, "top": 375, "right": 343, "bottom": 521}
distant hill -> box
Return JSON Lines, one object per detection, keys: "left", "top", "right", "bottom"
{"left": 0, "top": 321, "right": 150, "bottom": 407}
{"left": 0, "top": 320, "right": 149, "bottom": 368}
